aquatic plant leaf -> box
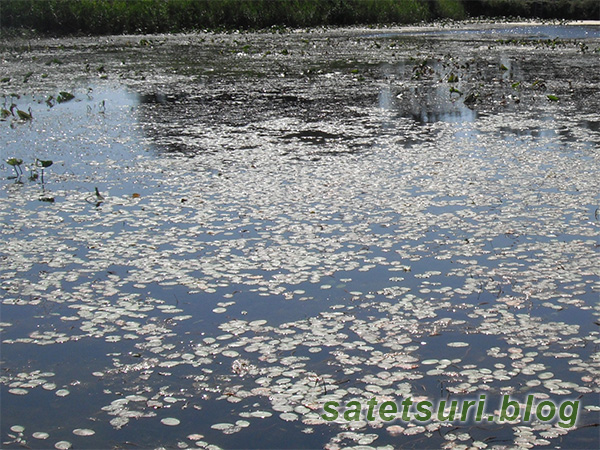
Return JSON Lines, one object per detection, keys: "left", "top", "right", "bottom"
{"left": 72, "top": 428, "right": 95, "bottom": 436}
{"left": 57, "top": 92, "right": 75, "bottom": 103}
{"left": 36, "top": 159, "right": 53, "bottom": 168}
{"left": 161, "top": 418, "right": 180, "bottom": 426}
{"left": 6, "top": 158, "right": 23, "bottom": 166}
{"left": 16, "top": 108, "right": 32, "bottom": 120}
{"left": 32, "top": 432, "right": 49, "bottom": 439}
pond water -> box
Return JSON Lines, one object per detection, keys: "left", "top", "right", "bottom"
{"left": 378, "top": 23, "right": 600, "bottom": 40}
{"left": 1, "top": 23, "right": 599, "bottom": 450}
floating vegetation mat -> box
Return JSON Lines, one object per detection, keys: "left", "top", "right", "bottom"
{"left": 1, "top": 24, "right": 599, "bottom": 449}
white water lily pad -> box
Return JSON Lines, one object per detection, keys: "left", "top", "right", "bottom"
{"left": 10, "top": 425, "right": 25, "bottom": 433}
{"left": 387, "top": 425, "right": 405, "bottom": 436}
{"left": 211, "top": 423, "right": 234, "bottom": 430}
{"left": 404, "top": 426, "right": 426, "bottom": 435}
{"left": 54, "top": 441, "right": 72, "bottom": 450}
{"left": 447, "top": 342, "right": 469, "bottom": 348}
{"left": 161, "top": 417, "right": 181, "bottom": 426}
{"left": 32, "top": 432, "right": 50, "bottom": 439}
{"left": 55, "top": 389, "right": 70, "bottom": 397}
{"left": 421, "top": 359, "right": 439, "bottom": 365}
{"left": 250, "top": 410, "right": 273, "bottom": 418}
{"left": 73, "top": 428, "right": 95, "bottom": 436}
{"left": 8, "top": 388, "right": 28, "bottom": 395}
{"left": 109, "top": 417, "right": 129, "bottom": 429}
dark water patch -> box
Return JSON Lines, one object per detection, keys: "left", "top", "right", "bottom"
{"left": 578, "top": 119, "right": 600, "bottom": 132}
{"left": 280, "top": 129, "right": 348, "bottom": 145}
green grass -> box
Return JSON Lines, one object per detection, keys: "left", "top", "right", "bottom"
{"left": 0, "top": 0, "right": 448, "bottom": 35}
{"left": 0, "top": 0, "right": 597, "bottom": 36}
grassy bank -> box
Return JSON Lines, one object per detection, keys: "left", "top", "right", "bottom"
{"left": 0, "top": 0, "right": 441, "bottom": 35}
{"left": 0, "top": 0, "right": 597, "bottom": 36}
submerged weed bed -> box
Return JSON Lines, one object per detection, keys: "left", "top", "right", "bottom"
{"left": 1, "top": 23, "right": 600, "bottom": 449}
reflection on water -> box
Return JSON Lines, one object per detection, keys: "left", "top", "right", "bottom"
{"left": 380, "top": 83, "right": 479, "bottom": 124}
{"left": 378, "top": 60, "right": 479, "bottom": 125}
